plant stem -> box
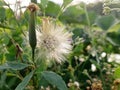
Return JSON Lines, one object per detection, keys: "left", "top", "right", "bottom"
{"left": 84, "top": 5, "right": 90, "bottom": 27}
{"left": 28, "top": 2, "right": 38, "bottom": 89}
{"left": 84, "top": 4, "right": 106, "bottom": 90}
{"left": 32, "top": 48, "right": 35, "bottom": 64}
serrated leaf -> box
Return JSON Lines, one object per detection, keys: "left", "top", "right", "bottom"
{"left": 95, "top": 15, "right": 119, "bottom": 30}
{"left": 40, "top": 71, "right": 67, "bottom": 90}
{"left": 15, "top": 70, "right": 34, "bottom": 90}
{"left": 0, "top": 62, "right": 29, "bottom": 70}
{"left": 114, "top": 67, "right": 120, "bottom": 79}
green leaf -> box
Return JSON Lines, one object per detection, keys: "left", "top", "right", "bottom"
{"left": 73, "top": 44, "right": 83, "bottom": 55}
{"left": 0, "top": 71, "right": 7, "bottom": 88}
{"left": 0, "top": 0, "right": 5, "bottom": 6}
{"left": 45, "top": 1, "right": 61, "bottom": 17}
{"left": 63, "top": 0, "right": 73, "bottom": 7}
{"left": 40, "top": 71, "right": 68, "bottom": 90}
{"left": 36, "top": 59, "right": 47, "bottom": 74}
{"left": 106, "top": 37, "right": 119, "bottom": 46}
{"left": 106, "top": 32, "right": 120, "bottom": 46}
{"left": 114, "top": 67, "right": 120, "bottom": 79}
{"left": 88, "top": 11, "right": 97, "bottom": 25}
{"left": 0, "top": 7, "right": 6, "bottom": 22}
{"left": 60, "top": 5, "right": 85, "bottom": 23}
{"left": 2, "top": 34, "right": 10, "bottom": 45}
{"left": 95, "top": 15, "right": 119, "bottom": 30}
{"left": 0, "top": 23, "right": 15, "bottom": 30}
{"left": 72, "top": 28, "right": 84, "bottom": 40}
{"left": 0, "top": 62, "right": 29, "bottom": 70}
{"left": 15, "top": 70, "right": 34, "bottom": 90}
{"left": 41, "top": 0, "right": 48, "bottom": 8}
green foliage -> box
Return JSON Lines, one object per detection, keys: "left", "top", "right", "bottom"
{"left": 0, "top": 7, "right": 6, "bottom": 22}
{"left": 114, "top": 67, "right": 120, "bottom": 79}
{"left": 63, "top": 0, "right": 73, "bottom": 7}
{"left": 107, "top": 31, "right": 120, "bottom": 46}
{"left": 15, "top": 70, "right": 34, "bottom": 90}
{"left": 45, "top": 1, "right": 61, "bottom": 17}
{"left": 0, "top": 0, "right": 120, "bottom": 90}
{"left": 41, "top": 0, "right": 48, "bottom": 9}
{"left": 60, "top": 5, "right": 85, "bottom": 23}
{"left": 39, "top": 71, "right": 67, "bottom": 90}
{"left": 95, "top": 15, "right": 119, "bottom": 30}
{"left": 0, "top": 0, "right": 4, "bottom": 6}
{"left": 0, "top": 62, "right": 29, "bottom": 70}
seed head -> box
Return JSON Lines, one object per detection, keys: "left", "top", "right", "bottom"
{"left": 27, "top": 3, "right": 39, "bottom": 12}
{"left": 36, "top": 18, "right": 72, "bottom": 63}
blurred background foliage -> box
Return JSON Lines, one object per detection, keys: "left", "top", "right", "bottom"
{"left": 0, "top": 0, "right": 120, "bottom": 90}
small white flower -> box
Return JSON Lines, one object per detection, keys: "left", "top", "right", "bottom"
{"left": 74, "top": 81, "right": 79, "bottom": 87}
{"left": 108, "top": 54, "right": 120, "bottom": 63}
{"left": 36, "top": 18, "right": 72, "bottom": 63}
{"left": 79, "top": 57, "right": 85, "bottom": 62}
{"left": 115, "top": 54, "right": 120, "bottom": 63}
{"left": 91, "top": 64, "right": 96, "bottom": 72}
{"left": 101, "top": 52, "right": 106, "bottom": 58}
{"left": 91, "top": 51, "right": 96, "bottom": 57}
{"left": 108, "top": 54, "right": 114, "bottom": 62}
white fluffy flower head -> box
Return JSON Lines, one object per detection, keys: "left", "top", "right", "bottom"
{"left": 37, "top": 18, "right": 72, "bottom": 63}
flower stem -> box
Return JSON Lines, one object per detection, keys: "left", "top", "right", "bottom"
{"left": 84, "top": 4, "right": 106, "bottom": 90}
{"left": 32, "top": 48, "right": 35, "bottom": 64}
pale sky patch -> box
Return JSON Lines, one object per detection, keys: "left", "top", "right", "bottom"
{"left": 3, "top": 0, "right": 103, "bottom": 14}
